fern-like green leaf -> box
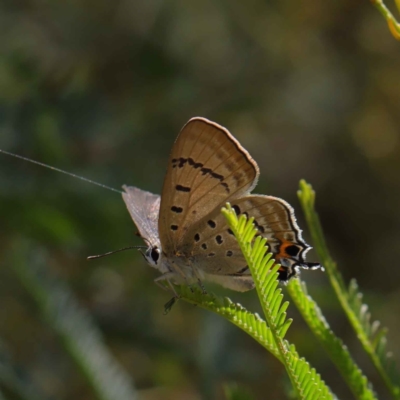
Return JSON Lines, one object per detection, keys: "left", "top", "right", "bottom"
{"left": 176, "top": 286, "right": 282, "bottom": 361}
{"left": 298, "top": 180, "right": 400, "bottom": 399}
{"left": 287, "top": 278, "right": 377, "bottom": 400}
{"left": 221, "top": 204, "right": 335, "bottom": 400}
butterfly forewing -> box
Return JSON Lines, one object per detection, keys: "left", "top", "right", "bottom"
{"left": 158, "top": 117, "right": 259, "bottom": 254}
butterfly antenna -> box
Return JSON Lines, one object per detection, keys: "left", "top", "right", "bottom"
{"left": 0, "top": 149, "right": 122, "bottom": 194}
{"left": 87, "top": 246, "right": 148, "bottom": 260}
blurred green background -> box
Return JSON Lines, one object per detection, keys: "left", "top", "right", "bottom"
{"left": 0, "top": 0, "right": 399, "bottom": 399}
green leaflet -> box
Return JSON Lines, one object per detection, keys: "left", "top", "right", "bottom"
{"left": 287, "top": 278, "right": 376, "bottom": 400}
{"left": 222, "top": 204, "right": 334, "bottom": 399}
{"left": 177, "top": 285, "right": 282, "bottom": 361}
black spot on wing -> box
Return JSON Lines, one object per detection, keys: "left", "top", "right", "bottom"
{"left": 227, "top": 265, "right": 250, "bottom": 276}
{"left": 172, "top": 157, "right": 230, "bottom": 192}
{"left": 285, "top": 245, "right": 301, "bottom": 257}
{"left": 176, "top": 184, "right": 191, "bottom": 192}
{"left": 194, "top": 233, "right": 200, "bottom": 242}
{"left": 253, "top": 219, "right": 265, "bottom": 233}
{"left": 188, "top": 157, "right": 203, "bottom": 169}
{"left": 215, "top": 235, "right": 223, "bottom": 244}
{"left": 170, "top": 225, "right": 178, "bottom": 231}
{"left": 207, "top": 220, "right": 216, "bottom": 228}
{"left": 236, "top": 266, "right": 249, "bottom": 274}
{"left": 221, "top": 182, "right": 229, "bottom": 192}
{"left": 201, "top": 167, "right": 223, "bottom": 181}
{"left": 172, "top": 158, "right": 188, "bottom": 168}
{"left": 278, "top": 266, "right": 297, "bottom": 282}
{"left": 171, "top": 206, "right": 183, "bottom": 213}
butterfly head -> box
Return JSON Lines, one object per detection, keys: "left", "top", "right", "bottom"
{"left": 141, "top": 245, "right": 161, "bottom": 268}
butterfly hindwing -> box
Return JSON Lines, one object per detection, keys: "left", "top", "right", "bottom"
{"left": 231, "top": 195, "right": 311, "bottom": 265}
{"left": 186, "top": 194, "right": 313, "bottom": 282}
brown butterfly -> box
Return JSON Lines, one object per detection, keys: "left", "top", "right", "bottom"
{"left": 123, "top": 117, "right": 321, "bottom": 292}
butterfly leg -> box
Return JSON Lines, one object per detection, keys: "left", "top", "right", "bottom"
{"left": 154, "top": 277, "right": 177, "bottom": 295}
{"left": 164, "top": 296, "right": 178, "bottom": 314}
{"left": 197, "top": 280, "right": 207, "bottom": 294}
{"left": 154, "top": 272, "right": 182, "bottom": 297}
{"left": 182, "top": 281, "right": 205, "bottom": 294}
{"left": 191, "top": 266, "right": 207, "bottom": 294}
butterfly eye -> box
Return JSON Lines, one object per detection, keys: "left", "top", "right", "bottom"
{"left": 150, "top": 247, "right": 160, "bottom": 264}
{"left": 144, "top": 246, "right": 160, "bottom": 266}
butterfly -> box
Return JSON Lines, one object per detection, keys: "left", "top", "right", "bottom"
{"left": 122, "top": 117, "right": 320, "bottom": 292}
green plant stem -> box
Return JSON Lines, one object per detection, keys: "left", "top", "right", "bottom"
{"left": 298, "top": 180, "right": 400, "bottom": 399}
{"left": 176, "top": 286, "right": 283, "bottom": 361}
{"left": 287, "top": 278, "right": 376, "bottom": 400}
{"left": 223, "top": 207, "right": 302, "bottom": 396}
{"left": 371, "top": 0, "right": 400, "bottom": 40}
